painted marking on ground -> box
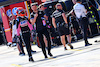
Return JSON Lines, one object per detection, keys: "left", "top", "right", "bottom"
{"left": 48, "top": 57, "right": 55, "bottom": 59}
{"left": 69, "top": 49, "right": 83, "bottom": 51}
{"left": 11, "top": 64, "right": 22, "bottom": 67}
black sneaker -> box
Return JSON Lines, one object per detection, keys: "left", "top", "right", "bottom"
{"left": 19, "top": 52, "right": 25, "bottom": 56}
{"left": 68, "top": 43, "right": 73, "bottom": 49}
{"left": 95, "top": 40, "right": 100, "bottom": 42}
{"left": 45, "top": 55, "right": 48, "bottom": 59}
{"left": 64, "top": 47, "right": 67, "bottom": 50}
{"left": 95, "top": 40, "right": 97, "bottom": 42}
{"left": 31, "top": 50, "right": 36, "bottom": 54}
{"left": 85, "top": 43, "right": 92, "bottom": 46}
{"left": 48, "top": 53, "right": 53, "bottom": 57}
{"left": 29, "top": 56, "right": 34, "bottom": 62}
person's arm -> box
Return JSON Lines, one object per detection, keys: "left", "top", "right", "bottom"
{"left": 62, "top": 13, "right": 68, "bottom": 24}
{"left": 27, "top": 21, "right": 33, "bottom": 31}
{"left": 72, "top": 0, "right": 76, "bottom": 4}
{"left": 17, "top": 23, "right": 21, "bottom": 36}
{"left": 44, "top": 14, "right": 48, "bottom": 20}
{"left": 12, "top": 26, "right": 15, "bottom": 40}
{"left": 16, "top": 18, "right": 21, "bottom": 36}
{"left": 82, "top": 5, "right": 87, "bottom": 14}
{"left": 52, "top": 17, "right": 56, "bottom": 28}
{"left": 30, "top": 13, "right": 38, "bottom": 25}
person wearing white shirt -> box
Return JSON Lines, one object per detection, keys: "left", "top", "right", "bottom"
{"left": 12, "top": 20, "right": 17, "bottom": 40}
{"left": 9, "top": 14, "right": 26, "bottom": 56}
{"left": 74, "top": 3, "right": 87, "bottom": 19}
{"left": 73, "top": 0, "right": 92, "bottom": 46}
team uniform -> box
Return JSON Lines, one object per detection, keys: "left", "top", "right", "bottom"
{"left": 16, "top": 16, "right": 34, "bottom": 61}
{"left": 30, "top": 10, "right": 52, "bottom": 58}
{"left": 52, "top": 9, "right": 70, "bottom": 36}
{"left": 73, "top": 3, "right": 92, "bottom": 46}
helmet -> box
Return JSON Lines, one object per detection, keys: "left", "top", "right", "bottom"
{"left": 16, "top": 7, "right": 25, "bottom": 16}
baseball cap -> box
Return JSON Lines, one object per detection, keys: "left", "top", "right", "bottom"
{"left": 38, "top": 4, "right": 44, "bottom": 9}
{"left": 55, "top": 3, "right": 62, "bottom": 9}
{"left": 31, "top": 2, "right": 38, "bottom": 7}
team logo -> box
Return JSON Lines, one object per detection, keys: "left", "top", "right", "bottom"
{"left": 20, "top": 20, "right": 28, "bottom": 27}
{"left": 12, "top": 7, "right": 17, "bottom": 15}
{"left": 6, "top": 9, "right": 11, "bottom": 17}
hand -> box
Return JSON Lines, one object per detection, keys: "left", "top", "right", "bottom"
{"left": 35, "top": 13, "right": 38, "bottom": 18}
{"left": 54, "top": 28, "right": 57, "bottom": 32}
{"left": 99, "top": 6, "right": 100, "bottom": 10}
{"left": 64, "top": 23, "right": 68, "bottom": 28}
{"left": 17, "top": 37, "right": 20, "bottom": 43}
{"left": 46, "top": 20, "right": 49, "bottom": 23}
{"left": 30, "top": 30, "right": 33, "bottom": 33}
{"left": 16, "top": 36, "right": 20, "bottom": 42}
{"left": 46, "top": 20, "right": 50, "bottom": 25}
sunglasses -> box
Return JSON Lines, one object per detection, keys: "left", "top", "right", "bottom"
{"left": 57, "top": 5, "right": 61, "bottom": 6}
{"left": 32, "top": 4, "right": 38, "bottom": 7}
{"left": 9, "top": 16, "right": 12, "bottom": 18}
{"left": 20, "top": 11, "right": 25, "bottom": 14}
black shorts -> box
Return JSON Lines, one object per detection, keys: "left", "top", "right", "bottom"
{"left": 57, "top": 26, "right": 70, "bottom": 36}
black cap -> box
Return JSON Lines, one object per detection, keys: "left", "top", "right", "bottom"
{"left": 76, "top": 0, "right": 82, "bottom": 2}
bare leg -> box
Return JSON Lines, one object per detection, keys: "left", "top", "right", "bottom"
{"left": 60, "top": 35, "right": 67, "bottom": 50}
{"left": 44, "top": 35, "right": 48, "bottom": 47}
{"left": 17, "top": 43, "right": 22, "bottom": 53}
{"left": 66, "top": 34, "right": 71, "bottom": 43}
{"left": 66, "top": 34, "right": 73, "bottom": 49}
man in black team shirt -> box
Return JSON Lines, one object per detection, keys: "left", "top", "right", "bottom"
{"left": 30, "top": 2, "right": 53, "bottom": 58}
{"left": 52, "top": 3, "right": 74, "bottom": 50}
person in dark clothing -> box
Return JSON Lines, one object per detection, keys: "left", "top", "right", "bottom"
{"left": 30, "top": 3, "right": 53, "bottom": 58}
{"left": 16, "top": 7, "right": 34, "bottom": 62}
{"left": 73, "top": 0, "right": 92, "bottom": 46}
{"left": 52, "top": 3, "right": 74, "bottom": 50}
{"left": 38, "top": 4, "right": 58, "bottom": 46}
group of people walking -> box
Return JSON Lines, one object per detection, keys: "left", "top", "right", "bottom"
{"left": 9, "top": 0, "right": 92, "bottom": 62}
